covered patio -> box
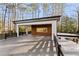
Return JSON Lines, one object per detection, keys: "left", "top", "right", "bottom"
{"left": 13, "top": 16, "right": 61, "bottom": 40}
{"left": 12, "top": 15, "right": 62, "bottom": 56}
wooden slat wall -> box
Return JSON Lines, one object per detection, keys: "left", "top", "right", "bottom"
{"left": 31, "top": 24, "right": 52, "bottom": 36}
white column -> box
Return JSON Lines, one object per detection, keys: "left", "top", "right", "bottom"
{"left": 16, "top": 24, "right": 19, "bottom": 37}
{"left": 52, "top": 23, "right": 54, "bottom": 40}
{"left": 51, "top": 21, "right": 57, "bottom": 49}
{"left": 25, "top": 26, "right": 28, "bottom": 35}
{"left": 51, "top": 21, "right": 57, "bottom": 40}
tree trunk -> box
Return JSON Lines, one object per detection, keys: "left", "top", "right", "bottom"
{"left": 78, "top": 12, "right": 79, "bottom": 32}
{"left": 3, "top": 6, "right": 7, "bottom": 39}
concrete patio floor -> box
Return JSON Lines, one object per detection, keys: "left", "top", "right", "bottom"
{"left": 58, "top": 37, "right": 79, "bottom": 56}
{"left": 0, "top": 34, "right": 79, "bottom": 56}
{"left": 0, "top": 35, "right": 54, "bottom": 56}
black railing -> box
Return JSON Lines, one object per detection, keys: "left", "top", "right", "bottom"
{"left": 0, "top": 33, "right": 17, "bottom": 39}
{"left": 0, "top": 32, "right": 27, "bottom": 39}
{"left": 54, "top": 34, "right": 64, "bottom": 56}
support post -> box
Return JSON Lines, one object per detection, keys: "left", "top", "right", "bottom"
{"left": 52, "top": 24, "right": 54, "bottom": 40}
{"left": 51, "top": 21, "right": 57, "bottom": 40}
{"left": 25, "top": 26, "right": 28, "bottom": 35}
{"left": 16, "top": 25, "right": 19, "bottom": 37}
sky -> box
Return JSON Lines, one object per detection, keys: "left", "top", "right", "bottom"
{"left": 0, "top": 3, "right": 79, "bottom": 20}
{"left": 64, "top": 3, "right": 79, "bottom": 17}
{"left": 18, "top": 3, "right": 79, "bottom": 20}
{"left": 0, "top": 3, "right": 79, "bottom": 30}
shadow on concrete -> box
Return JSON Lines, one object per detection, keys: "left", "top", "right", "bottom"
{"left": 10, "top": 36, "right": 54, "bottom": 56}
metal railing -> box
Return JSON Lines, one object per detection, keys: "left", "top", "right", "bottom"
{"left": 57, "top": 34, "right": 79, "bottom": 44}
{"left": 54, "top": 34, "right": 64, "bottom": 56}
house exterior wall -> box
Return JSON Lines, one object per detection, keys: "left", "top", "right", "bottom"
{"left": 31, "top": 24, "right": 52, "bottom": 36}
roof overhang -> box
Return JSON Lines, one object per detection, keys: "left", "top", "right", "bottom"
{"left": 13, "top": 15, "right": 61, "bottom": 24}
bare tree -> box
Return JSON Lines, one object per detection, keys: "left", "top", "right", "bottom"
{"left": 3, "top": 3, "right": 16, "bottom": 33}
{"left": 31, "top": 4, "right": 38, "bottom": 18}
{"left": 77, "top": 9, "right": 79, "bottom": 32}
{"left": 2, "top": 4, "right": 7, "bottom": 39}
{"left": 42, "top": 3, "right": 49, "bottom": 17}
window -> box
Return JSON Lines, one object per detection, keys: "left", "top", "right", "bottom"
{"left": 36, "top": 27, "right": 48, "bottom": 33}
